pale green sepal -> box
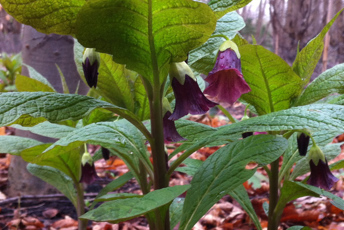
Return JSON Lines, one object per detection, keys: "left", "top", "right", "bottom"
{"left": 81, "top": 151, "right": 93, "bottom": 166}
{"left": 83, "top": 48, "right": 100, "bottom": 65}
{"left": 169, "top": 62, "right": 195, "bottom": 84}
{"left": 308, "top": 145, "right": 325, "bottom": 166}
{"left": 162, "top": 97, "right": 172, "bottom": 115}
{"left": 219, "top": 40, "right": 240, "bottom": 58}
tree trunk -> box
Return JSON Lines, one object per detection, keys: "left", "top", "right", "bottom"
{"left": 7, "top": 25, "right": 88, "bottom": 197}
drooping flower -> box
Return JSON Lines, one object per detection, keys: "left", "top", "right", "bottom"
{"left": 168, "top": 62, "right": 218, "bottom": 120}
{"left": 79, "top": 150, "right": 99, "bottom": 184}
{"left": 163, "top": 111, "right": 186, "bottom": 142}
{"left": 82, "top": 48, "right": 100, "bottom": 88}
{"left": 297, "top": 133, "right": 310, "bottom": 156}
{"left": 308, "top": 159, "right": 338, "bottom": 190}
{"left": 80, "top": 162, "right": 99, "bottom": 184}
{"left": 307, "top": 145, "right": 338, "bottom": 190}
{"left": 204, "top": 40, "right": 251, "bottom": 104}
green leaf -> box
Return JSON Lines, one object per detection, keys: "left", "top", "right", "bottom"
{"left": 95, "top": 53, "right": 136, "bottom": 111}
{"left": 175, "top": 158, "right": 203, "bottom": 176}
{"left": 209, "top": 0, "right": 253, "bottom": 19}
{"left": 212, "top": 104, "right": 344, "bottom": 142}
{"left": 292, "top": 9, "right": 344, "bottom": 84}
{"left": 170, "top": 198, "right": 185, "bottom": 230}
{"left": 90, "top": 172, "right": 133, "bottom": 209}
{"left": 240, "top": 44, "right": 303, "bottom": 115}
{"left": 24, "top": 64, "right": 55, "bottom": 90}
{"left": 27, "top": 164, "right": 77, "bottom": 207}
{"left": 15, "top": 75, "right": 55, "bottom": 92}
{"left": 38, "top": 120, "right": 149, "bottom": 163}
{"left": 133, "top": 77, "right": 150, "bottom": 121}
{"left": 11, "top": 121, "right": 75, "bottom": 139}
{"left": 21, "top": 144, "right": 81, "bottom": 180}
{"left": 0, "top": 92, "right": 141, "bottom": 128}
{"left": 1, "top": 0, "right": 85, "bottom": 35}
{"left": 80, "top": 185, "right": 190, "bottom": 222}
{"left": 189, "top": 11, "right": 245, "bottom": 75}
{"left": 95, "top": 193, "right": 141, "bottom": 202}
{"left": 0, "top": 136, "right": 42, "bottom": 155}
{"left": 75, "top": 0, "right": 216, "bottom": 81}
{"left": 176, "top": 119, "right": 217, "bottom": 142}
{"left": 294, "top": 63, "right": 344, "bottom": 106}
{"left": 228, "top": 185, "right": 262, "bottom": 230}
{"left": 179, "top": 135, "right": 288, "bottom": 230}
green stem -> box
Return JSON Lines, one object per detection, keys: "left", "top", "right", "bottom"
{"left": 217, "top": 105, "right": 237, "bottom": 123}
{"left": 76, "top": 183, "right": 88, "bottom": 230}
{"left": 210, "top": 34, "right": 230, "bottom": 40}
{"left": 268, "top": 158, "right": 280, "bottom": 230}
{"left": 147, "top": 0, "right": 170, "bottom": 228}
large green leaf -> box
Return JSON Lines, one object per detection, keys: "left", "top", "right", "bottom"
{"left": 213, "top": 104, "right": 344, "bottom": 142}
{"left": 80, "top": 185, "right": 190, "bottom": 222}
{"left": 292, "top": 9, "right": 344, "bottom": 84}
{"left": 179, "top": 135, "right": 288, "bottom": 230}
{"left": 1, "top": 0, "right": 85, "bottom": 35}
{"left": 228, "top": 185, "right": 262, "bottom": 230}
{"left": 12, "top": 122, "right": 75, "bottom": 139}
{"left": 0, "top": 136, "right": 42, "bottom": 155}
{"left": 27, "top": 164, "right": 77, "bottom": 207}
{"left": 15, "top": 75, "right": 55, "bottom": 92}
{"left": 189, "top": 11, "right": 245, "bottom": 75}
{"left": 75, "top": 0, "right": 216, "bottom": 81}
{"left": 0, "top": 92, "right": 142, "bottom": 130}
{"left": 21, "top": 144, "right": 81, "bottom": 180}
{"left": 170, "top": 198, "right": 185, "bottom": 230}
{"left": 96, "top": 53, "right": 136, "bottom": 111}
{"left": 208, "top": 0, "right": 253, "bottom": 19}
{"left": 294, "top": 63, "right": 344, "bottom": 106}
{"left": 240, "top": 44, "right": 303, "bottom": 115}
{"left": 133, "top": 77, "right": 150, "bottom": 121}
{"left": 37, "top": 120, "right": 149, "bottom": 163}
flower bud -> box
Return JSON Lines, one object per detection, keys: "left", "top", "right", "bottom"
{"left": 297, "top": 133, "right": 310, "bottom": 156}
{"left": 82, "top": 48, "right": 100, "bottom": 88}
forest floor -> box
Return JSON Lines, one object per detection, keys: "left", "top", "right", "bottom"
{"left": 1, "top": 106, "right": 344, "bottom": 230}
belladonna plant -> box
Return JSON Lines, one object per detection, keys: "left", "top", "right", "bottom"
{"left": 168, "top": 62, "right": 217, "bottom": 121}
{"left": 80, "top": 150, "right": 99, "bottom": 185}
{"left": 204, "top": 40, "right": 251, "bottom": 105}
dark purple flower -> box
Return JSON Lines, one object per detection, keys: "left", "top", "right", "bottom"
{"left": 82, "top": 57, "right": 99, "bottom": 88}
{"left": 242, "top": 132, "right": 253, "bottom": 139}
{"left": 169, "top": 75, "right": 218, "bottom": 120}
{"left": 297, "top": 133, "right": 310, "bottom": 156}
{"left": 79, "top": 162, "right": 99, "bottom": 184}
{"left": 307, "top": 159, "right": 338, "bottom": 190}
{"left": 101, "top": 147, "right": 110, "bottom": 160}
{"left": 163, "top": 111, "right": 186, "bottom": 142}
{"left": 204, "top": 49, "right": 251, "bottom": 104}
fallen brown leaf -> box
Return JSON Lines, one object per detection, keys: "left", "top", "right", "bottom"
{"left": 43, "top": 208, "right": 59, "bottom": 219}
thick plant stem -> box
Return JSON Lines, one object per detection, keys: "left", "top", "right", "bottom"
{"left": 268, "top": 158, "right": 280, "bottom": 230}
{"left": 76, "top": 183, "right": 88, "bottom": 230}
